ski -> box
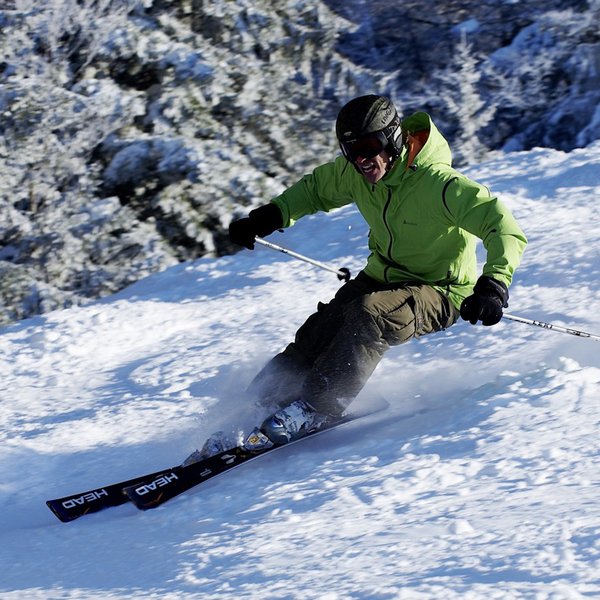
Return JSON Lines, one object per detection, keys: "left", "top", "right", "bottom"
{"left": 124, "top": 446, "right": 268, "bottom": 510}
{"left": 124, "top": 401, "right": 388, "bottom": 511}
{"left": 46, "top": 466, "right": 178, "bottom": 523}
{"left": 46, "top": 399, "right": 387, "bottom": 522}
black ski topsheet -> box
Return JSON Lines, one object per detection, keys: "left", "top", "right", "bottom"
{"left": 124, "top": 445, "right": 273, "bottom": 510}
{"left": 46, "top": 466, "right": 178, "bottom": 523}
{"left": 47, "top": 399, "right": 388, "bottom": 522}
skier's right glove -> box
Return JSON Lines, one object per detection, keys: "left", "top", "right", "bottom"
{"left": 228, "top": 203, "right": 283, "bottom": 250}
{"left": 460, "top": 275, "right": 509, "bottom": 326}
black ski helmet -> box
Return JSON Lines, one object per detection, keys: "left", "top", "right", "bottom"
{"left": 336, "top": 95, "right": 403, "bottom": 161}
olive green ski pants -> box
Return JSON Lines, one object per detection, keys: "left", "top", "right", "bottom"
{"left": 248, "top": 271, "right": 459, "bottom": 416}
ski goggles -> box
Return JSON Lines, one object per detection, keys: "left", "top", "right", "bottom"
{"left": 340, "top": 131, "right": 388, "bottom": 162}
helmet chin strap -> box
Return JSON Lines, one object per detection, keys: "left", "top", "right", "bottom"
{"left": 384, "top": 131, "right": 406, "bottom": 172}
{"left": 384, "top": 156, "right": 394, "bottom": 174}
{"left": 388, "top": 125, "right": 405, "bottom": 161}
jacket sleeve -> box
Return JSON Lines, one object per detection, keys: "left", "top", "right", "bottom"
{"left": 271, "top": 157, "right": 356, "bottom": 227}
{"left": 441, "top": 176, "right": 527, "bottom": 288}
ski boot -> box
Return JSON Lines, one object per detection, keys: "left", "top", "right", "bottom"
{"left": 244, "top": 399, "right": 328, "bottom": 451}
{"left": 181, "top": 430, "right": 234, "bottom": 466}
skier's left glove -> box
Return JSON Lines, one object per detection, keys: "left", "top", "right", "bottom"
{"left": 460, "top": 275, "right": 509, "bottom": 326}
{"left": 229, "top": 203, "right": 283, "bottom": 250}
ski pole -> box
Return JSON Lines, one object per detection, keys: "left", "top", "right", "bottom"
{"left": 254, "top": 238, "right": 599, "bottom": 342}
{"left": 503, "top": 312, "right": 600, "bottom": 342}
{"left": 255, "top": 237, "right": 351, "bottom": 282}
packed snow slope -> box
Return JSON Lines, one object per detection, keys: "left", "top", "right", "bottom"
{"left": 1, "top": 143, "right": 600, "bottom": 599}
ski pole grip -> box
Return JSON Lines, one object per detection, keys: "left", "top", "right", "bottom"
{"left": 337, "top": 267, "right": 351, "bottom": 282}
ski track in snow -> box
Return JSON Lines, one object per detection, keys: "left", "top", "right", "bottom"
{"left": 1, "top": 143, "right": 600, "bottom": 599}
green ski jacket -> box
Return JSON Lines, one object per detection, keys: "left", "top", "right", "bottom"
{"left": 272, "top": 112, "right": 527, "bottom": 309}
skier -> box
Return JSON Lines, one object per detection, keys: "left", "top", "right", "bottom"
{"left": 189, "top": 94, "right": 527, "bottom": 461}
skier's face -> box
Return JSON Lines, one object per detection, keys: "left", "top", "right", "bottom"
{"left": 354, "top": 150, "right": 393, "bottom": 184}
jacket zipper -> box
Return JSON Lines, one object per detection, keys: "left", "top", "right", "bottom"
{"left": 382, "top": 188, "right": 394, "bottom": 282}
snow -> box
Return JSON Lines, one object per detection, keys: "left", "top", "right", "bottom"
{"left": 453, "top": 19, "right": 481, "bottom": 35}
{"left": 1, "top": 142, "right": 600, "bottom": 599}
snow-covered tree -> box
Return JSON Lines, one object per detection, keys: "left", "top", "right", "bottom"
{"left": 0, "top": 0, "right": 598, "bottom": 324}
{"left": 421, "top": 31, "right": 496, "bottom": 166}
{"left": 483, "top": 4, "right": 600, "bottom": 151}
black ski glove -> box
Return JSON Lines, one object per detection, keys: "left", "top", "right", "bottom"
{"left": 460, "top": 275, "right": 509, "bottom": 326}
{"left": 228, "top": 203, "right": 283, "bottom": 250}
